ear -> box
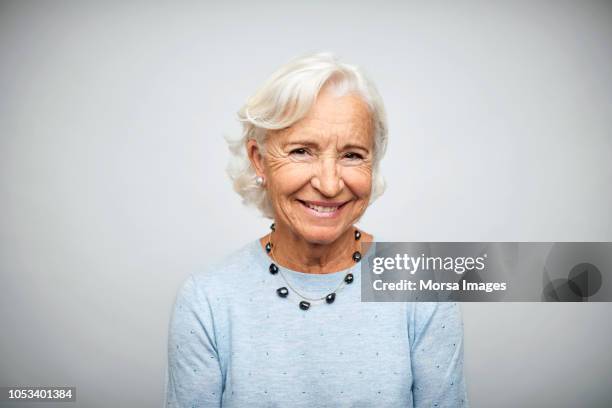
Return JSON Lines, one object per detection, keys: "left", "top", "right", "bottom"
{"left": 246, "top": 139, "right": 266, "bottom": 177}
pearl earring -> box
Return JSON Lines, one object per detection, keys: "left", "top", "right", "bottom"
{"left": 255, "top": 176, "right": 264, "bottom": 186}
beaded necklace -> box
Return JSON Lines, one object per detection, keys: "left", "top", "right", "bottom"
{"left": 265, "top": 223, "right": 362, "bottom": 310}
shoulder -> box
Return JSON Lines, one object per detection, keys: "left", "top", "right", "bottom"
{"left": 186, "top": 240, "right": 264, "bottom": 299}
{"left": 407, "top": 302, "right": 464, "bottom": 342}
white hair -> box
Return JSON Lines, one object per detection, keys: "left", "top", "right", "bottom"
{"left": 226, "top": 52, "right": 388, "bottom": 219}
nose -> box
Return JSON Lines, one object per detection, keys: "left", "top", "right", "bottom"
{"left": 311, "top": 157, "right": 344, "bottom": 197}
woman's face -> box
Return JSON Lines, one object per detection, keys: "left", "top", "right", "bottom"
{"left": 249, "top": 88, "right": 374, "bottom": 245}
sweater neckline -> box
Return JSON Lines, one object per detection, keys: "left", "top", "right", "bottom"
{"left": 251, "top": 236, "right": 375, "bottom": 287}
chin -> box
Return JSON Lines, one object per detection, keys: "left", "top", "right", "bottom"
{"left": 299, "top": 224, "right": 349, "bottom": 245}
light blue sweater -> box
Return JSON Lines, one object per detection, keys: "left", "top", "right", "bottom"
{"left": 165, "top": 239, "right": 468, "bottom": 407}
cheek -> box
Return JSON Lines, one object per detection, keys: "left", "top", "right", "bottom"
{"left": 267, "top": 162, "right": 312, "bottom": 196}
{"left": 342, "top": 167, "right": 372, "bottom": 198}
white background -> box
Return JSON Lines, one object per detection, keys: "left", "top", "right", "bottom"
{"left": 1, "top": 1, "right": 611, "bottom": 407}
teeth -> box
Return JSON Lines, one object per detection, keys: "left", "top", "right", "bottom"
{"left": 306, "top": 203, "right": 339, "bottom": 213}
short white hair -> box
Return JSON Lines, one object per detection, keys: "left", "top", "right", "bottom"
{"left": 226, "top": 52, "right": 388, "bottom": 219}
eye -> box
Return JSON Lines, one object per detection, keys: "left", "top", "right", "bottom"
{"left": 289, "top": 148, "right": 310, "bottom": 156}
{"left": 343, "top": 152, "right": 364, "bottom": 160}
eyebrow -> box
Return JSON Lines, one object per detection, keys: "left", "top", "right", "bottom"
{"left": 341, "top": 143, "right": 370, "bottom": 153}
{"left": 284, "top": 140, "right": 370, "bottom": 153}
{"left": 284, "top": 140, "right": 320, "bottom": 148}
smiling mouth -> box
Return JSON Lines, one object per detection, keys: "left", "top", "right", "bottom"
{"left": 297, "top": 200, "right": 349, "bottom": 214}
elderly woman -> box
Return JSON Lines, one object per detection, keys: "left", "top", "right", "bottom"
{"left": 165, "top": 53, "right": 468, "bottom": 407}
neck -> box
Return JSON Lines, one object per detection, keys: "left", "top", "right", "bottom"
{"left": 263, "top": 224, "right": 363, "bottom": 274}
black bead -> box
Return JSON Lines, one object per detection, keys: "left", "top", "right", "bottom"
{"left": 344, "top": 273, "right": 354, "bottom": 284}
{"left": 270, "top": 223, "right": 275, "bottom": 231}
{"left": 352, "top": 251, "right": 362, "bottom": 262}
{"left": 354, "top": 230, "right": 361, "bottom": 240}
{"left": 265, "top": 242, "right": 272, "bottom": 253}
{"left": 299, "top": 301, "right": 310, "bottom": 310}
{"left": 269, "top": 263, "right": 278, "bottom": 274}
{"left": 277, "top": 287, "right": 288, "bottom": 298}
{"left": 326, "top": 293, "right": 336, "bottom": 304}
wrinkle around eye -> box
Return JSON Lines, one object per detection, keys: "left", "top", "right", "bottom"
{"left": 287, "top": 147, "right": 316, "bottom": 162}
{"left": 340, "top": 152, "right": 370, "bottom": 166}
